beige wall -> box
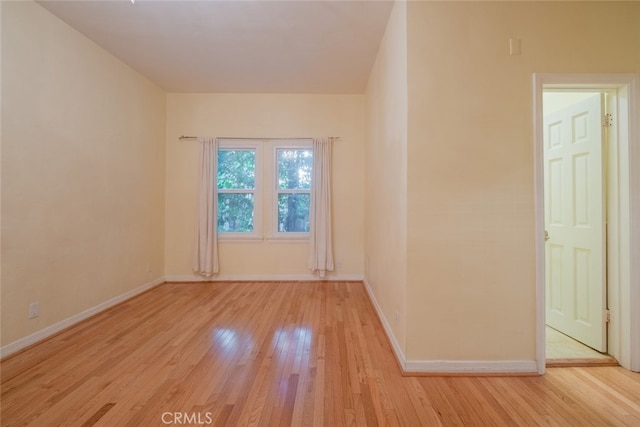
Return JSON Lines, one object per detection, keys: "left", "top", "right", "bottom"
{"left": 1, "top": 1, "right": 166, "bottom": 347}
{"left": 406, "top": 1, "right": 640, "bottom": 361}
{"left": 165, "top": 94, "right": 364, "bottom": 279}
{"left": 364, "top": 1, "right": 408, "bottom": 352}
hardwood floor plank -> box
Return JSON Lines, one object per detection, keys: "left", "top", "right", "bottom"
{"left": 2, "top": 281, "right": 639, "bottom": 426}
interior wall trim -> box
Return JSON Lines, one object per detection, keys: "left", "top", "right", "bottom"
{"left": 362, "top": 278, "right": 407, "bottom": 371}
{"left": 0, "top": 277, "right": 165, "bottom": 360}
{"left": 533, "top": 73, "right": 640, "bottom": 373}
{"left": 403, "top": 360, "right": 538, "bottom": 375}
{"left": 363, "top": 279, "right": 538, "bottom": 376}
{"left": 1, "top": 275, "right": 364, "bottom": 360}
{"left": 164, "top": 274, "right": 365, "bottom": 282}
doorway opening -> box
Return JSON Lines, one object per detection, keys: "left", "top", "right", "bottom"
{"left": 542, "top": 91, "right": 617, "bottom": 367}
{"left": 533, "top": 74, "right": 640, "bottom": 374}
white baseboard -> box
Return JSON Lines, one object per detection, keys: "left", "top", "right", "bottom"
{"left": 164, "top": 273, "right": 365, "bottom": 282}
{"left": 404, "top": 360, "right": 538, "bottom": 374}
{"left": 3, "top": 275, "right": 540, "bottom": 375}
{"left": 0, "top": 276, "right": 165, "bottom": 359}
{"left": 363, "top": 279, "right": 538, "bottom": 375}
{"left": 362, "top": 278, "right": 407, "bottom": 369}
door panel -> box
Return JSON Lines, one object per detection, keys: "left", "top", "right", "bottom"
{"left": 544, "top": 93, "right": 606, "bottom": 352}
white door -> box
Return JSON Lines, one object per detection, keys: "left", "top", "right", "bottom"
{"left": 544, "top": 93, "right": 607, "bottom": 352}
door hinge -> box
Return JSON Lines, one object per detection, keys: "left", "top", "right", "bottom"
{"left": 602, "top": 113, "right": 613, "bottom": 128}
{"left": 605, "top": 309, "right": 611, "bottom": 323}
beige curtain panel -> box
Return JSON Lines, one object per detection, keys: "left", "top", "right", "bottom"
{"left": 192, "top": 137, "right": 219, "bottom": 276}
{"left": 308, "top": 137, "right": 334, "bottom": 278}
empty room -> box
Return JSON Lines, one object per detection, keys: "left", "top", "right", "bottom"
{"left": 1, "top": 0, "right": 639, "bottom": 425}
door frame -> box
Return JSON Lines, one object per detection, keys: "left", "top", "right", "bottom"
{"left": 533, "top": 73, "right": 640, "bottom": 374}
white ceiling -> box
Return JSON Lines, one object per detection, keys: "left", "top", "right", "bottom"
{"left": 37, "top": 0, "right": 394, "bottom": 94}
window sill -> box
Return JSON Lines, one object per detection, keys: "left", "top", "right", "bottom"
{"left": 218, "top": 235, "right": 263, "bottom": 243}
{"left": 266, "top": 235, "right": 309, "bottom": 244}
{"left": 217, "top": 235, "right": 309, "bottom": 244}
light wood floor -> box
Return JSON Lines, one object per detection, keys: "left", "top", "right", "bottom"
{"left": 2, "top": 281, "right": 640, "bottom": 426}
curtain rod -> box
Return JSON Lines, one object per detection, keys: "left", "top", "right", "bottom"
{"left": 179, "top": 135, "right": 340, "bottom": 141}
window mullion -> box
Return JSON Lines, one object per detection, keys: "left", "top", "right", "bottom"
{"left": 218, "top": 189, "right": 255, "bottom": 194}
{"left": 276, "top": 189, "right": 310, "bottom": 194}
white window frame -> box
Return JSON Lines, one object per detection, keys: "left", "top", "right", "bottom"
{"left": 269, "top": 140, "right": 313, "bottom": 240}
{"left": 217, "top": 140, "right": 262, "bottom": 241}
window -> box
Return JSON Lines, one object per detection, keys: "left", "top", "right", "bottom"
{"left": 275, "top": 148, "right": 312, "bottom": 235}
{"left": 216, "top": 139, "right": 312, "bottom": 240}
{"left": 217, "top": 142, "right": 260, "bottom": 238}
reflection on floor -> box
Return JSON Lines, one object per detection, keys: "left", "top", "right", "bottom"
{"left": 546, "top": 326, "right": 618, "bottom": 367}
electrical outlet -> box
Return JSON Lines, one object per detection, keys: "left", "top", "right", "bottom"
{"left": 336, "top": 260, "right": 343, "bottom": 270}
{"left": 395, "top": 311, "right": 399, "bottom": 324}
{"left": 29, "top": 302, "right": 40, "bottom": 319}
{"left": 146, "top": 263, "right": 152, "bottom": 273}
